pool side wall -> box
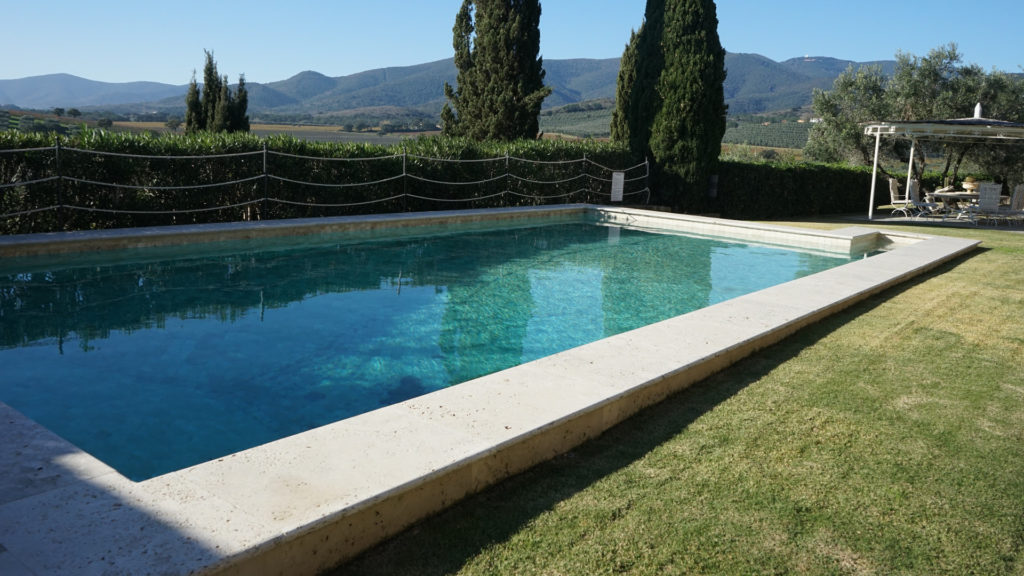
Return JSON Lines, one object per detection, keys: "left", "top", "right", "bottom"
{"left": 0, "top": 205, "right": 589, "bottom": 259}
{"left": 0, "top": 207, "right": 979, "bottom": 576}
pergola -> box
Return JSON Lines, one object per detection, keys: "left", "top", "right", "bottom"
{"left": 862, "top": 105, "right": 1024, "bottom": 219}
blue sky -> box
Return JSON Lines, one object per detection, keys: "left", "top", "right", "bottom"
{"left": 3, "top": 0, "right": 1021, "bottom": 84}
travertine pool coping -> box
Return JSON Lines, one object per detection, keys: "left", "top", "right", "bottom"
{"left": 0, "top": 206, "right": 979, "bottom": 575}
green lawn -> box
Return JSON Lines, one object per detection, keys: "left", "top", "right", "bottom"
{"left": 332, "top": 222, "right": 1024, "bottom": 576}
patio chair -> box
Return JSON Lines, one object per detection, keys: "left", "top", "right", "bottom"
{"left": 908, "top": 180, "right": 940, "bottom": 218}
{"left": 967, "top": 181, "right": 1004, "bottom": 225}
{"left": 999, "top": 183, "right": 1024, "bottom": 223}
{"left": 888, "top": 178, "right": 914, "bottom": 217}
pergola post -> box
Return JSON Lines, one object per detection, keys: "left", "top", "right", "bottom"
{"left": 905, "top": 139, "right": 917, "bottom": 192}
{"left": 868, "top": 129, "right": 882, "bottom": 220}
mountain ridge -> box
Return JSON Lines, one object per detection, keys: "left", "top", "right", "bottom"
{"left": 0, "top": 54, "right": 897, "bottom": 119}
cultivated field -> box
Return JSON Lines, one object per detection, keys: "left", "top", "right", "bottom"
{"left": 113, "top": 121, "right": 432, "bottom": 145}
{"left": 723, "top": 121, "right": 812, "bottom": 149}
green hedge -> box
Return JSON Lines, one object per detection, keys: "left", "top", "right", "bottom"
{"left": 0, "top": 131, "right": 644, "bottom": 234}
{"left": 2, "top": 129, "right": 895, "bottom": 234}
{"left": 711, "top": 160, "right": 880, "bottom": 219}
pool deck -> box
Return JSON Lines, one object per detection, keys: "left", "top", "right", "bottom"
{"left": 0, "top": 206, "right": 979, "bottom": 575}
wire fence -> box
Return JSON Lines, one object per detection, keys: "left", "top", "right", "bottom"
{"left": 0, "top": 140, "right": 649, "bottom": 234}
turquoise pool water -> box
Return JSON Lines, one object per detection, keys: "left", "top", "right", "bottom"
{"left": 0, "top": 221, "right": 860, "bottom": 480}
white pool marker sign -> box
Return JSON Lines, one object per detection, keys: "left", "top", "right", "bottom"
{"left": 611, "top": 172, "right": 624, "bottom": 202}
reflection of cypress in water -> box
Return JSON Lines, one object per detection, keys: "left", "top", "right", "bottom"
{"left": 436, "top": 225, "right": 718, "bottom": 384}
{"left": 0, "top": 223, "right": 839, "bottom": 358}
{"left": 436, "top": 224, "right": 618, "bottom": 385}
{"left": 439, "top": 265, "right": 533, "bottom": 385}
{"left": 0, "top": 234, "right": 441, "bottom": 350}
{"left": 600, "top": 231, "right": 715, "bottom": 335}
{"left": 0, "top": 225, "right": 526, "bottom": 350}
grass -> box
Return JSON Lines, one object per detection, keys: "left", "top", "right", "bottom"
{"left": 330, "top": 222, "right": 1024, "bottom": 575}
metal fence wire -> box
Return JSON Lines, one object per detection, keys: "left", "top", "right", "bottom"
{"left": 0, "top": 141, "right": 649, "bottom": 234}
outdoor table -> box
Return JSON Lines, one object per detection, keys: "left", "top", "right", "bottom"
{"left": 931, "top": 191, "right": 1010, "bottom": 209}
{"left": 931, "top": 190, "right": 978, "bottom": 211}
{"left": 930, "top": 190, "right": 1010, "bottom": 220}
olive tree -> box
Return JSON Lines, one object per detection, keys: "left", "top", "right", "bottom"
{"left": 806, "top": 43, "right": 1024, "bottom": 185}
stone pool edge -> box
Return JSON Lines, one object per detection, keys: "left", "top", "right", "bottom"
{"left": 0, "top": 207, "right": 980, "bottom": 575}
{"left": 0, "top": 205, "right": 588, "bottom": 259}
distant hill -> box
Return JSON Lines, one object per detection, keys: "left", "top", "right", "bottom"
{"left": 780, "top": 55, "right": 897, "bottom": 80}
{"left": 723, "top": 54, "right": 897, "bottom": 115}
{"left": 1, "top": 54, "right": 898, "bottom": 120}
{"left": 0, "top": 73, "right": 186, "bottom": 108}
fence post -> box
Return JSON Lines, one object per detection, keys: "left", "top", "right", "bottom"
{"left": 402, "top": 145, "right": 408, "bottom": 212}
{"left": 582, "top": 153, "right": 588, "bottom": 204}
{"left": 55, "top": 136, "right": 65, "bottom": 230}
{"left": 261, "top": 142, "right": 269, "bottom": 220}
{"left": 645, "top": 157, "right": 651, "bottom": 205}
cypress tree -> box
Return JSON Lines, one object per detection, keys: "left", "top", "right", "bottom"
{"left": 506, "top": 0, "right": 548, "bottom": 138}
{"left": 232, "top": 75, "right": 250, "bottom": 132}
{"left": 442, "top": 1, "right": 476, "bottom": 137}
{"left": 469, "top": 0, "right": 508, "bottom": 139}
{"left": 442, "top": 0, "right": 551, "bottom": 141}
{"left": 612, "top": 0, "right": 726, "bottom": 210}
{"left": 184, "top": 73, "right": 203, "bottom": 133}
{"left": 212, "top": 76, "right": 231, "bottom": 132}
{"left": 610, "top": 28, "right": 639, "bottom": 143}
{"left": 651, "top": 0, "right": 727, "bottom": 208}
{"left": 183, "top": 51, "right": 249, "bottom": 133}
{"left": 201, "top": 51, "right": 222, "bottom": 131}
{"left": 624, "top": 0, "right": 666, "bottom": 158}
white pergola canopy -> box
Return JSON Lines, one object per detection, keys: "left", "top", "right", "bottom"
{"left": 862, "top": 104, "right": 1024, "bottom": 219}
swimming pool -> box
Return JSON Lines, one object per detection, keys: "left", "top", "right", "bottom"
{"left": 0, "top": 206, "right": 981, "bottom": 575}
{"left": 1, "top": 216, "right": 862, "bottom": 480}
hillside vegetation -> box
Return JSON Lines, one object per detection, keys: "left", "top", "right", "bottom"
{"left": 3, "top": 54, "right": 898, "bottom": 130}
{"left": 4, "top": 53, "right": 906, "bottom": 148}
{"left": 539, "top": 102, "right": 813, "bottom": 149}
{"left": 5, "top": 104, "right": 815, "bottom": 151}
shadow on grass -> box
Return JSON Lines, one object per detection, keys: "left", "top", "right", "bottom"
{"left": 326, "top": 250, "right": 980, "bottom": 576}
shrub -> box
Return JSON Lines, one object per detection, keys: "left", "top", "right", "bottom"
{"left": 713, "top": 161, "right": 878, "bottom": 219}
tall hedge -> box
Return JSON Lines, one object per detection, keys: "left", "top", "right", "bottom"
{"left": 0, "top": 131, "right": 643, "bottom": 234}
{"left": 714, "top": 160, "right": 879, "bottom": 219}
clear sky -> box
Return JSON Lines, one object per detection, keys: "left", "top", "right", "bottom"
{"left": 3, "top": 0, "right": 1021, "bottom": 84}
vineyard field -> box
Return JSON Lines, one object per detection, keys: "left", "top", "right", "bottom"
{"left": 539, "top": 106, "right": 613, "bottom": 139}
{"left": 4, "top": 108, "right": 815, "bottom": 150}
{"left": 723, "top": 122, "right": 811, "bottom": 149}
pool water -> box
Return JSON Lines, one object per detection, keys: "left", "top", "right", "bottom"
{"left": 0, "top": 222, "right": 859, "bottom": 480}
